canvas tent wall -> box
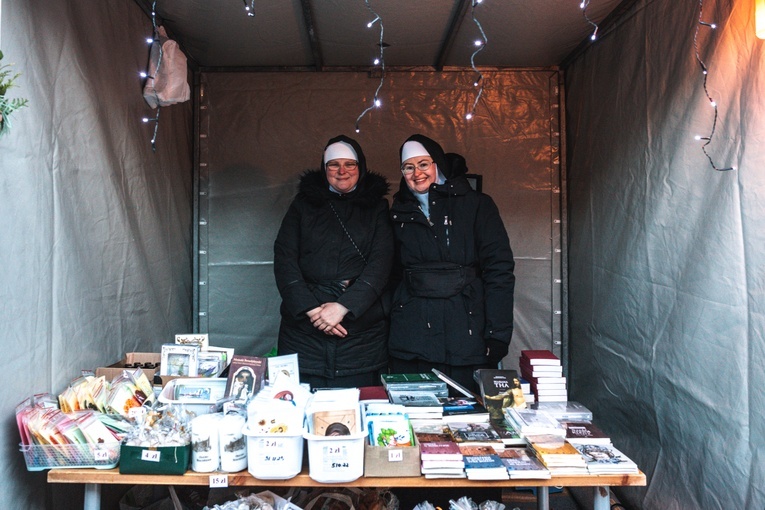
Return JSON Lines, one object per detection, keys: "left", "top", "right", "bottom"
{"left": 565, "top": 0, "right": 765, "bottom": 508}
{"left": 0, "top": 0, "right": 194, "bottom": 507}
{"left": 1, "top": 0, "right": 764, "bottom": 509}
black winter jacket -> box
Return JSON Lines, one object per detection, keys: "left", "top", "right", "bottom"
{"left": 389, "top": 134, "right": 515, "bottom": 366}
{"left": 274, "top": 136, "right": 393, "bottom": 378}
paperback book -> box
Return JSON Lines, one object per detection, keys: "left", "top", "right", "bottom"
{"left": 572, "top": 443, "right": 639, "bottom": 474}
{"left": 463, "top": 454, "right": 510, "bottom": 480}
{"left": 447, "top": 421, "right": 503, "bottom": 447}
{"left": 526, "top": 434, "right": 586, "bottom": 468}
{"left": 419, "top": 440, "right": 463, "bottom": 461}
{"left": 561, "top": 421, "right": 611, "bottom": 445}
{"left": 504, "top": 407, "right": 566, "bottom": 437}
{"left": 489, "top": 417, "right": 527, "bottom": 446}
{"left": 225, "top": 355, "right": 267, "bottom": 403}
{"left": 496, "top": 447, "right": 551, "bottom": 479}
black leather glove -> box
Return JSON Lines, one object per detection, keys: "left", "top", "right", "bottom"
{"left": 485, "top": 339, "right": 507, "bottom": 368}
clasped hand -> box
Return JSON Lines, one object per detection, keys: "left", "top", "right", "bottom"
{"left": 307, "top": 302, "right": 349, "bottom": 337}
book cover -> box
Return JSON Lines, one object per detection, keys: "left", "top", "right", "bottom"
{"left": 447, "top": 421, "right": 503, "bottom": 446}
{"left": 367, "top": 413, "right": 412, "bottom": 446}
{"left": 458, "top": 444, "right": 498, "bottom": 456}
{"left": 382, "top": 372, "right": 442, "bottom": 385}
{"left": 489, "top": 418, "right": 526, "bottom": 446}
{"left": 561, "top": 421, "right": 611, "bottom": 445}
{"left": 224, "top": 355, "right": 267, "bottom": 403}
{"left": 496, "top": 448, "right": 551, "bottom": 479}
{"left": 473, "top": 369, "right": 526, "bottom": 419}
{"left": 412, "top": 423, "right": 452, "bottom": 443}
{"left": 387, "top": 389, "right": 442, "bottom": 405}
{"left": 519, "top": 350, "right": 561, "bottom": 366}
{"left": 419, "top": 441, "right": 463, "bottom": 460}
{"left": 463, "top": 454, "right": 509, "bottom": 480}
{"left": 573, "top": 443, "right": 639, "bottom": 474}
{"left": 440, "top": 399, "right": 490, "bottom": 423}
{"left": 504, "top": 407, "right": 565, "bottom": 437}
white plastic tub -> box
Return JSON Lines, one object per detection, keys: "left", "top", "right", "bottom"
{"left": 242, "top": 422, "right": 304, "bottom": 480}
{"left": 303, "top": 428, "right": 366, "bottom": 483}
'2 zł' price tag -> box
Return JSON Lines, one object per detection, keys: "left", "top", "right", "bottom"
{"left": 209, "top": 474, "right": 229, "bottom": 488}
{"left": 141, "top": 450, "right": 161, "bottom": 462}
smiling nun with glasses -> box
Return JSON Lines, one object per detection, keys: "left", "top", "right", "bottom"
{"left": 274, "top": 135, "right": 393, "bottom": 388}
{"left": 388, "top": 134, "right": 516, "bottom": 394}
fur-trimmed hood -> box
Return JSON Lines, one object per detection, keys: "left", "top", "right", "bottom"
{"left": 298, "top": 168, "right": 390, "bottom": 207}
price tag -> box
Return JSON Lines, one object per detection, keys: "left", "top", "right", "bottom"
{"left": 141, "top": 449, "right": 161, "bottom": 462}
{"left": 93, "top": 449, "right": 110, "bottom": 461}
{"left": 387, "top": 449, "right": 403, "bottom": 462}
{"left": 209, "top": 474, "right": 229, "bottom": 488}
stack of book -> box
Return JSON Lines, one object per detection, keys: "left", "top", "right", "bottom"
{"left": 531, "top": 401, "right": 593, "bottom": 422}
{"left": 503, "top": 406, "right": 566, "bottom": 438}
{"left": 386, "top": 389, "right": 444, "bottom": 421}
{"left": 526, "top": 434, "right": 588, "bottom": 475}
{"left": 381, "top": 373, "right": 449, "bottom": 397}
{"left": 440, "top": 397, "right": 490, "bottom": 423}
{"left": 496, "top": 447, "right": 551, "bottom": 479}
{"left": 419, "top": 440, "right": 466, "bottom": 479}
{"left": 488, "top": 417, "right": 527, "bottom": 446}
{"left": 519, "top": 350, "right": 567, "bottom": 403}
{"left": 463, "top": 453, "right": 510, "bottom": 480}
{"left": 572, "top": 443, "right": 639, "bottom": 474}
{"left": 447, "top": 421, "right": 504, "bottom": 449}
{"left": 519, "top": 377, "right": 535, "bottom": 405}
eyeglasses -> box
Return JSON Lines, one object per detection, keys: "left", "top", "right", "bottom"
{"left": 401, "top": 159, "right": 433, "bottom": 175}
{"left": 326, "top": 161, "right": 358, "bottom": 171}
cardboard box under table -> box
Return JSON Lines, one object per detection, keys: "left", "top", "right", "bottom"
{"left": 363, "top": 435, "right": 420, "bottom": 477}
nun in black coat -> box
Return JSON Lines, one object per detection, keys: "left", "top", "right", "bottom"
{"left": 274, "top": 135, "right": 393, "bottom": 388}
{"left": 388, "top": 134, "right": 515, "bottom": 393}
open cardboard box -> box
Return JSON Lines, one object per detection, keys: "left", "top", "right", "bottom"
{"left": 95, "top": 352, "right": 185, "bottom": 386}
{"left": 363, "top": 433, "right": 421, "bottom": 477}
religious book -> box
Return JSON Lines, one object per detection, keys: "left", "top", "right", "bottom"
{"left": 520, "top": 349, "right": 561, "bottom": 366}
{"left": 572, "top": 443, "right": 639, "bottom": 474}
{"left": 381, "top": 373, "right": 448, "bottom": 396}
{"left": 504, "top": 407, "right": 566, "bottom": 437}
{"left": 526, "top": 434, "right": 586, "bottom": 468}
{"left": 561, "top": 421, "right": 611, "bottom": 445}
{"left": 457, "top": 444, "right": 499, "bottom": 456}
{"left": 412, "top": 423, "right": 453, "bottom": 444}
{"left": 463, "top": 454, "right": 510, "bottom": 480}
{"left": 447, "top": 421, "right": 503, "bottom": 447}
{"left": 473, "top": 368, "right": 525, "bottom": 419}
{"left": 496, "top": 447, "right": 552, "bottom": 479}
{"left": 224, "top": 354, "right": 267, "bottom": 403}
{"left": 489, "top": 417, "right": 527, "bottom": 446}
{"left": 440, "top": 398, "right": 490, "bottom": 423}
{"left": 419, "top": 441, "right": 464, "bottom": 461}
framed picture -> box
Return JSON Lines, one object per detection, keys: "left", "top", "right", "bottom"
{"left": 160, "top": 343, "right": 200, "bottom": 377}
{"left": 225, "top": 355, "right": 267, "bottom": 403}
{"left": 465, "top": 173, "right": 482, "bottom": 192}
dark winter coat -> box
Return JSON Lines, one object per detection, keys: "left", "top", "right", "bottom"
{"left": 389, "top": 134, "right": 515, "bottom": 366}
{"left": 274, "top": 135, "right": 393, "bottom": 378}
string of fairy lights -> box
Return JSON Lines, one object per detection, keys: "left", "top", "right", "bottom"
{"left": 137, "top": 0, "right": 734, "bottom": 171}
{"left": 354, "top": 0, "right": 386, "bottom": 133}
{"left": 579, "top": 0, "right": 600, "bottom": 41}
{"left": 465, "top": 0, "right": 487, "bottom": 121}
{"left": 692, "top": 0, "right": 734, "bottom": 171}
{"left": 140, "top": 0, "right": 162, "bottom": 152}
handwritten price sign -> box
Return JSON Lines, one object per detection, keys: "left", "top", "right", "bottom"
{"left": 209, "top": 474, "right": 229, "bottom": 488}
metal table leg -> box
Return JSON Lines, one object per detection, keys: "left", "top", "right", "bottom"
{"left": 83, "top": 483, "right": 101, "bottom": 510}
{"left": 536, "top": 486, "right": 549, "bottom": 510}
{"left": 593, "top": 486, "right": 611, "bottom": 510}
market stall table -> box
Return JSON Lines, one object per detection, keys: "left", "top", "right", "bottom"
{"left": 48, "top": 466, "right": 646, "bottom": 510}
